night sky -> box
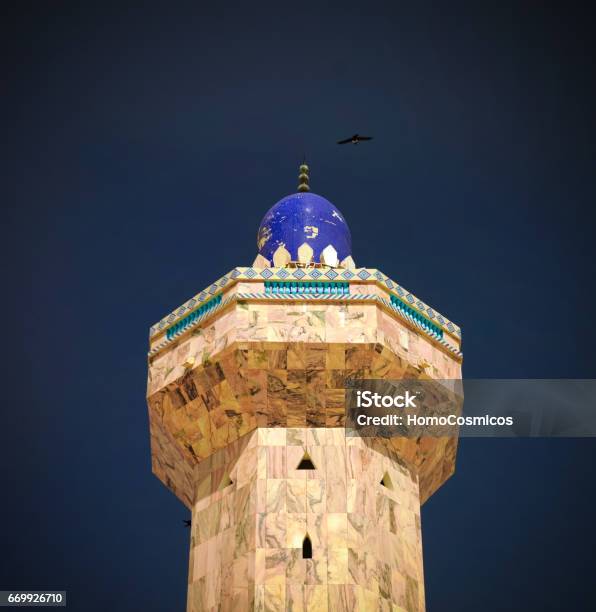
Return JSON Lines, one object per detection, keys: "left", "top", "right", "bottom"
{"left": 4, "top": 2, "right": 596, "bottom": 610}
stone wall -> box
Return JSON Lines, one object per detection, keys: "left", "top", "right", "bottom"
{"left": 187, "top": 428, "right": 424, "bottom": 612}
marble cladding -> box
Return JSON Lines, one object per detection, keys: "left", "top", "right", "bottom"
{"left": 149, "top": 281, "right": 461, "bottom": 354}
{"left": 187, "top": 428, "right": 425, "bottom": 612}
{"left": 149, "top": 268, "right": 462, "bottom": 344}
{"left": 148, "top": 300, "right": 461, "bottom": 392}
{"left": 147, "top": 340, "right": 459, "bottom": 509}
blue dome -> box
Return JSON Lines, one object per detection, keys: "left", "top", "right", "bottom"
{"left": 257, "top": 192, "right": 352, "bottom": 264}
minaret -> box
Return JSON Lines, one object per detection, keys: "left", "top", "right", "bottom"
{"left": 146, "top": 164, "right": 463, "bottom": 611}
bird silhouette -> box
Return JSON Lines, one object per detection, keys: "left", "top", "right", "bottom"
{"left": 337, "top": 134, "right": 373, "bottom": 145}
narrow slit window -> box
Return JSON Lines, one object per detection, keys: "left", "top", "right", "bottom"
{"left": 297, "top": 451, "right": 316, "bottom": 470}
{"left": 380, "top": 471, "right": 393, "bottom": 490}
{"left": 302, "top": 535, "right": 312, "bottom": 559}
{"left": 218, "top": 473, "right": 234, "bottom": 491}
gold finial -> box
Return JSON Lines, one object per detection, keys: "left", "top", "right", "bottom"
{"left": 298, "top": 160, "right": 310, "bottom": 192}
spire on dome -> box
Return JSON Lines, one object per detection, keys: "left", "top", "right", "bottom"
{"left": 297, "top": 160, "right": 310, "bottom": 192}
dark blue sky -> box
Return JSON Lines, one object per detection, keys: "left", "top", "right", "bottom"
{"left": 4, "top": 2, "right": 596, "bottom": 610}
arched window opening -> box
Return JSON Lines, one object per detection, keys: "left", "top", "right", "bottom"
{"left": 302, "top": 534, "right": 312, "bottom": 559}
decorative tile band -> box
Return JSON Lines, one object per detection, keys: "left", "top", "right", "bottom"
{"left": 379, "top": 296, "right": 455, "bottom": 352}
{"left": 150, "top": 295, "right": 233, "bottom": 356}
{"left": 264, "top": 281, "right": 349, "bottom": 295}
{"left": 389, "top": 295, "right": 443, "bottom": 339}
{"left": 148, "top": 292, "right": 462, "bottom": 359}
{"left": 237, "top": 292, "right": 376, "bottom": 301}
{"left": 149, "top": 267, "right": 461, "bottom": 340}
{"left": 166, "top": 294, "right": 222, "bottom": 340}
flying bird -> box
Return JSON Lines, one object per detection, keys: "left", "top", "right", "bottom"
{"left": 337, "top": 134, "right": 373, "bottom": 145}
{"left": 183, "top": 519, "right": 191, "bottom": 527}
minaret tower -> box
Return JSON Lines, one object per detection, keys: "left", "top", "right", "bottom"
{"left": 146, "top": 164, "right": 463, "bottom": 611}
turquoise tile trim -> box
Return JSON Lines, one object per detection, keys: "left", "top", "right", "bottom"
{"left": 149, "top": 267, "right": 461, "bottom": 340}
{"left": 390, "top": 295, "right": 443, "bottom": 339}
{"left": 148, "top": 292, "right": 462, "bottom": 359}
{"left": 264, "top": 281, "right": 349, "bottom": 295}
{"left": 237, "top": 292, "right": 371, "bottom": 301}
{"left": 165, "top": 294, "right": 222, "bottom": 341}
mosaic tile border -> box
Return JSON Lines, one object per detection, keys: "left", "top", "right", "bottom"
{"left": 264, "top": 280, "right": 350, "bottom": 295}
{"left": 379, "top": 297, "right": 461, "bottom": 355}
{"left": 149, "top": 295, "right": 234, "bottom": 356}
{"left": 166, "top": 294, "right": 222, "bottom": 340}
{"left": 148, "top": 292, "right": 462, "bottom": 359}
{"left": 149, "top": 267, "right": 461, "bottom": 340}
{"left": 236, "top": 292, "right": 376, "bottom": 301}
{"left": 389, "top": 295, "right": 443, "bottom": 339}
